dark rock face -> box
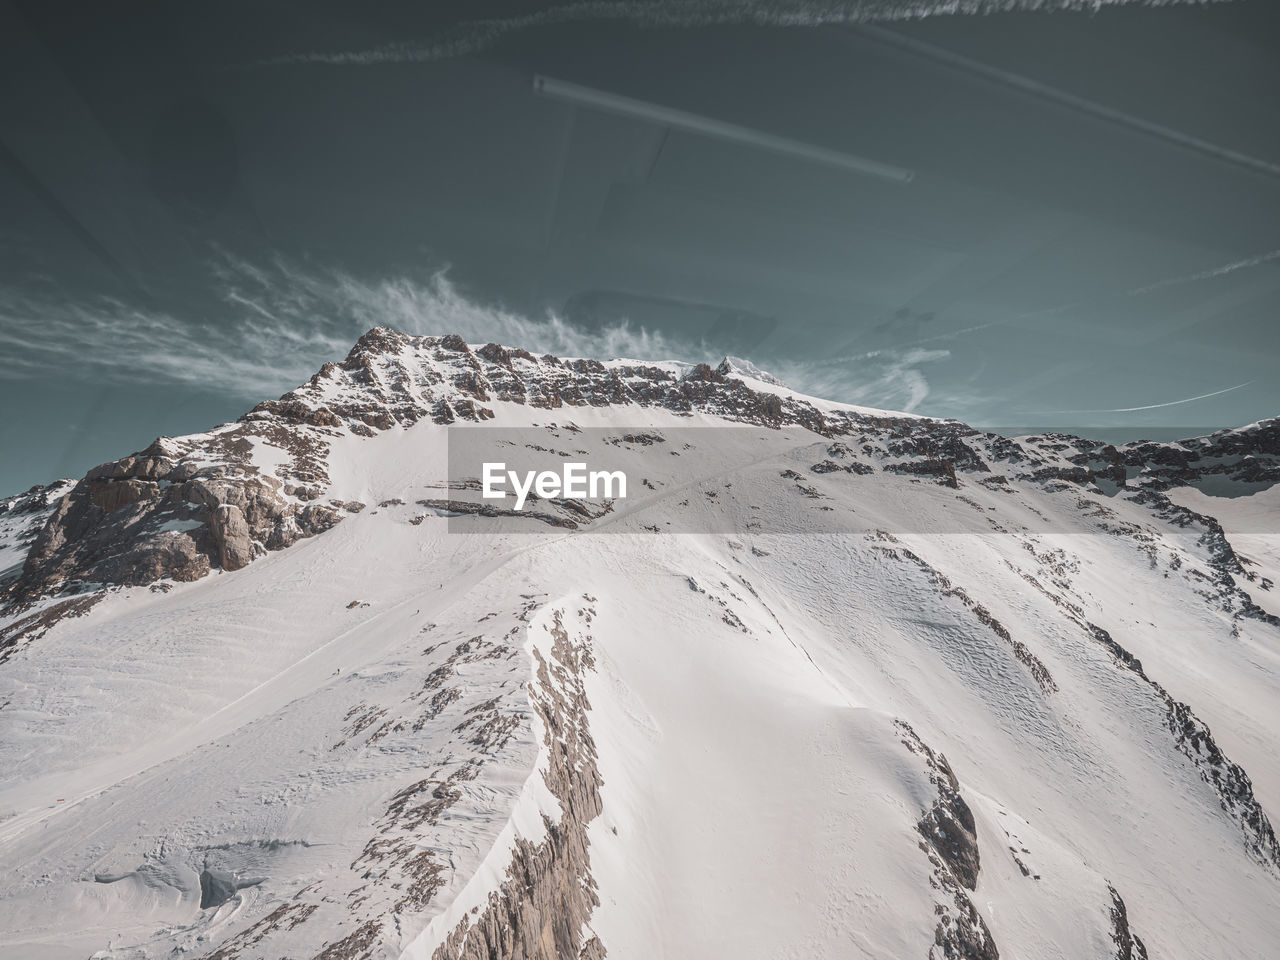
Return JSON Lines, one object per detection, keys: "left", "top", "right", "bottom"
{"left": 896, "top": 721, "right": 999, "bottom": 960}
{"left": 1128, "top": 487, "right": 1280, "bottom": 629}
{"left": 429, "top": 606, "right": 603, "bottom": 960}
{"left": 88, "top": 477, "right": 162, "bottom": 512}
{"left": 1039, "top": 420, "right": 1280, "bottom": 493}
{"left": 259, "top": 327, "right": 835, "bottom": 439}
{"left": 9, "top": 464, "right": 297, "bottom": 601}
{"left": 0, "top": 480, "right": 76, "bottom": 583}
{"left": 199, "top": 868, "right": 239, "bottom": 910}
{"left": 16, "top": 477, "right": 211, "bottom": 596}
{"left": 817, "top": 443, "right": 874, "bottom": 474}
{"left": 900, "top": 726, "right": 981, "bottom": 892}
{"left": 1107, "top": 884, "right": 1150, "bottom": 960}
{"left": 884, "top": 458, "right": 960, "bottom": 488}
{"left": 3, "top": 422, "right": 336, "bottom": 613}
{"left": 0, "top": 481, "right": 74, "bottom": 516}
{"left": 0, "top": 593, "right": 103, "bottom": 663}
{"left": 1086, "top": 620, "right": 1280, "bottom": 869}
{"left": 922, "top": 771, "right": 981, "bottom": 892}
{"left": 417, "top": 498, "right": 579, "bottom": 530}
{"left": 871, "top": 535, "right": 1057, "bottom": 695}
{"left": 210, "top": 504, "right": 254, "bottom": 571}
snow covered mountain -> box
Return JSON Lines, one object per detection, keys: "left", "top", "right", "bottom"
{"left": 2, "top": 327, "right": 1279, "bottom": 960}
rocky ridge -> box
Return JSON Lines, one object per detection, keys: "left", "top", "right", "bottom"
{"left": 5, "top": 327, "right": 1279, "bottom": 655}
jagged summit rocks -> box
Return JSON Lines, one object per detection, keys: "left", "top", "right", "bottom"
{"left": 716, "top": 355, "right": 787, "bottom": 386}
{"left": 0, "top": 328, "right": 864, "bottom": 606}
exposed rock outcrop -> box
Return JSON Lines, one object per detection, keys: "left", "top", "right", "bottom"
{"left": 1107, "top": 884, "right": 1150, "bottom": 960}
{"left": 210, "top": 504, "right": 254, "bottom": 571}
{"left": 1086, "top": 620, "right": 1280, "bottom": 869}
{"left": 3, "top": 415, "right": 337, "bottom": 612}
{"left": 8, "top": 460, "right": 299, "bottom": 601}
{"left": 432, "top": 606, "right": 604, "bottom": 960}
{"left": 871, "top": 534, "right": 1057, "bottom": 695}
{"left": 0, "top": 479, "right": 76, "bottom": 585}
{"left": 896, "top": 721, "right": 999, "bottom": 960}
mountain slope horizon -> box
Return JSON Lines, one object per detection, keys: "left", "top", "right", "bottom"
{"left": 2, "top": 326, "right": 1279, "bottom": 960}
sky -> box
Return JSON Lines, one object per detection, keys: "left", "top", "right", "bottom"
{"left": 2, "top": 0, "right": 1280, "bottom": 494}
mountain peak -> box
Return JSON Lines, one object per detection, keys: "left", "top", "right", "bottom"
{"left": 3, "top": 328, "right": 1280, "bottom": 960}
{"left": 716, "top": 355, "right": 786, "bottom": 387}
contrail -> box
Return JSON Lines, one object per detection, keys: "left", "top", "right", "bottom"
{"left": 532, "top": 74, "right": 914, "bottom": 183}
{"left": 858, "top": 23, "right": 1280, "bottom": 181}
{"left": 244, "top": 1, "right": 1231, "bottom": 67}
{"left": 1129, "top": 249, "right": 1280, "bottom": 295}
{"left": 1022, "top": 380, "right": 1255, "bottom": 416}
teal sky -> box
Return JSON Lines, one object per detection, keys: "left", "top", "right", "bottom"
{"left": 3, "top": 1, "right": 1280, "bottom": 494}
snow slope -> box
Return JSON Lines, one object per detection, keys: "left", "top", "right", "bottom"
{"left": 1, "top": 329, "right": 1278, "bottom": 960}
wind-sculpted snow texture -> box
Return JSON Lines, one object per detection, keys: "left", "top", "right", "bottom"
{"left": 2, "top": 328, "right": 1280, "bottom": 959}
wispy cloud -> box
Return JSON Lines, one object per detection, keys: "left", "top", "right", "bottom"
{"left": 0, "top": 253, "right": 957, "bottom": 416}
{"left": 246, "top": 0, "right": 1228, "bottom": 67}
{"left": 0, "top": 256, "right": 696, "bottom": 401}
{"left": 771, "top": 347, "right": 951, "bottom": 413}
